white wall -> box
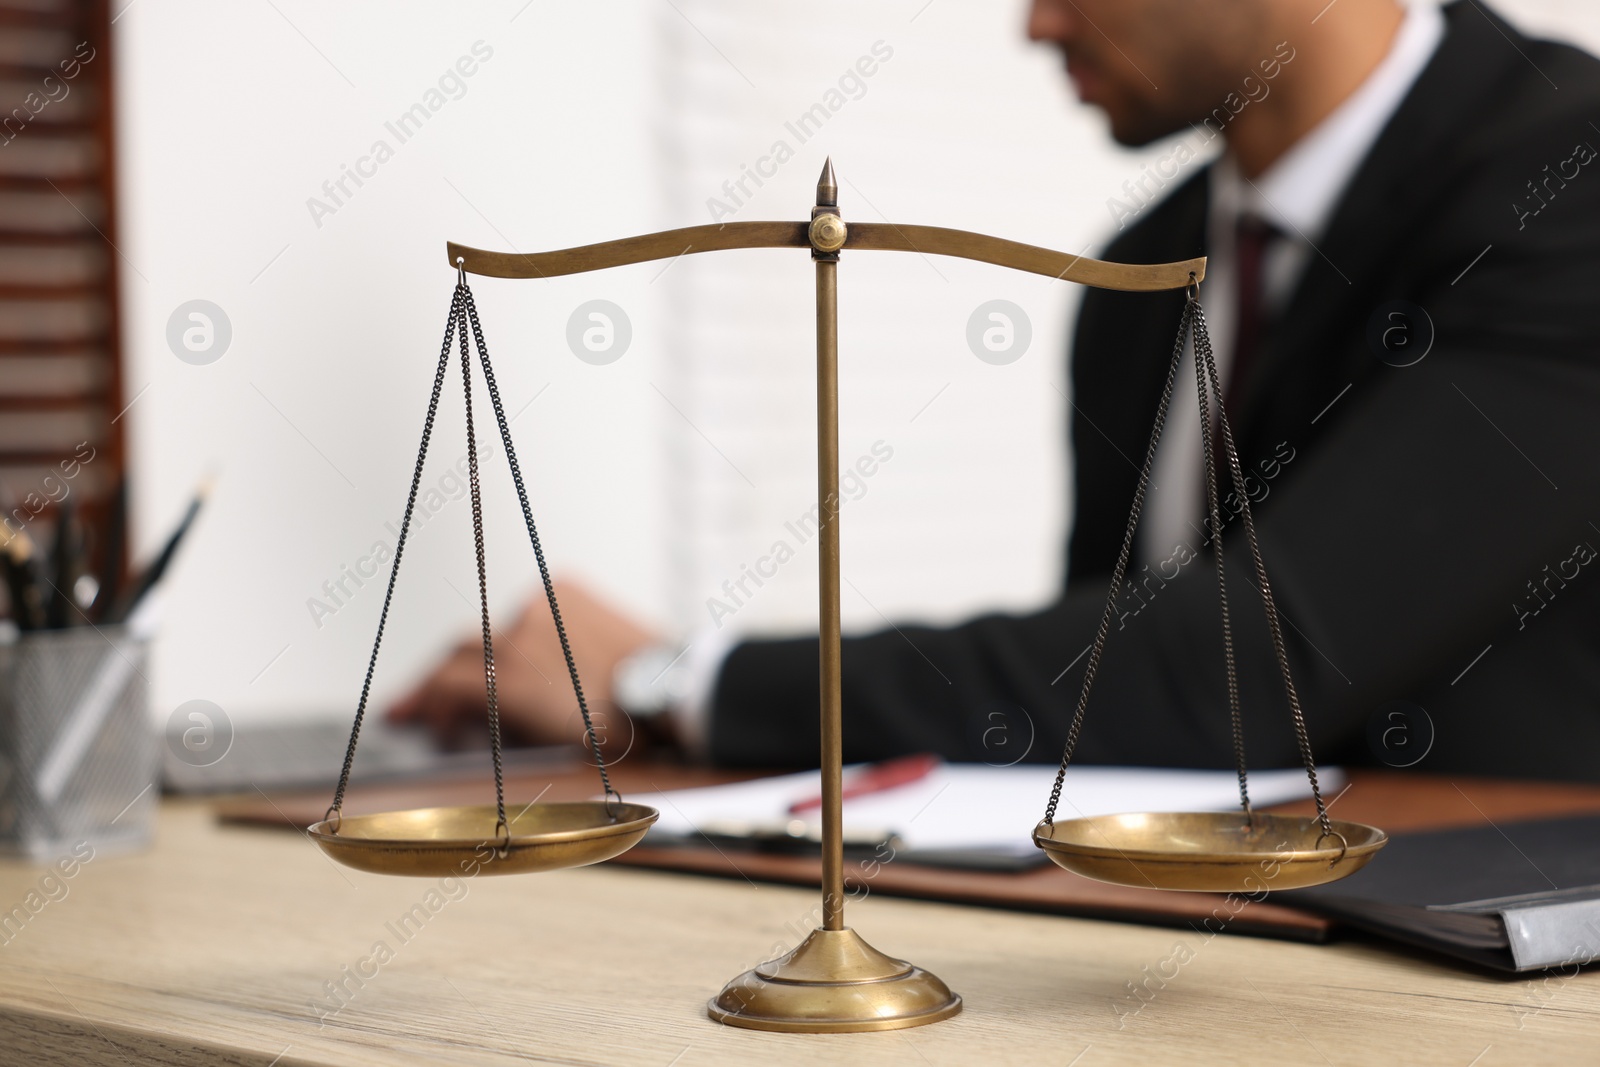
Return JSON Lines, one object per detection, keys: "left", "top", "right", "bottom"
{"left": 114, "top": 0, "right": 1600, "bottom": 726}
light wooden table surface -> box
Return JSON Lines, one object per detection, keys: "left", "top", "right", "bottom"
{"left": 0, "top": 800, "right": 1594, "bottom": 1066}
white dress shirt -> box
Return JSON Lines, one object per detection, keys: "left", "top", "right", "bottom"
{"left": 1139, "top": 1, "right": 1445, "bottom": 564}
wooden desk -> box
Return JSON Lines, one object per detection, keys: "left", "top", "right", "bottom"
{"left": 1, "top": 800, "right": 1597, "bottom": 1065}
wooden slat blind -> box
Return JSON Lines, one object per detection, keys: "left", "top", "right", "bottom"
{"left": 0, "top": 0, "right": 122, "bottom": 612}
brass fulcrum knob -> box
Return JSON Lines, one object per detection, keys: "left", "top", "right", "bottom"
{"left": 809, "top": 213, "right": 847, "bottom": 253}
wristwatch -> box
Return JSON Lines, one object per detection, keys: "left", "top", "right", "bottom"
{"left": 611, "top": 643, "right": 692, "bottom": 722}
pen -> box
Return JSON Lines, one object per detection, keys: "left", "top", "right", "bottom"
{"left": 106, "top": 477, "right": 211, "bottom": 624}
{"left": 93, "top": 477, "right": 126, "bottom": 623}
{"left": 786, "top": 753, "right": 941, "bottom": 815}
{"left": 1, "top": 525, "right": 47, "bottom": 631}
{"left": 690, "top": 820, "right": 903, "bottom": 857}
{"left": 45, "top": 498, "right": 84, "bottom": 629}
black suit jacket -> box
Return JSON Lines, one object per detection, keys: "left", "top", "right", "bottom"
{"left": 709, "top": 2, "right": 1600, "bottom": 780}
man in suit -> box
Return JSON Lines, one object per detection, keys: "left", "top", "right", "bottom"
{"left": 395, "top": 0, "right": 1600, "bottom": 780}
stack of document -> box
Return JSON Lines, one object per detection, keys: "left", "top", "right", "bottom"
{"left": 631, "top": 764, "right": 1343, "bottom": 864}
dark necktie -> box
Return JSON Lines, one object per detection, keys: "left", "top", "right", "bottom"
{"left": 1213, "top": 213, "right": 1279, "bottom": 465}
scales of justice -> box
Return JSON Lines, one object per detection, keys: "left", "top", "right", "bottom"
{"left": 306, "top": 160, "right": 1388, "bottom": 1033}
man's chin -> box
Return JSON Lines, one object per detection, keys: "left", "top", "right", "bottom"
{"left": 1103, "top": 108, "right": 1189, "bottom": 150}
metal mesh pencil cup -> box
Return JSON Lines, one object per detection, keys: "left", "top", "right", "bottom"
{"left": 0, "top": 626, "right": 158, "bottom": 862}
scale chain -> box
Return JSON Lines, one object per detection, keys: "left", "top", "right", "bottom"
{"left": 459, "top": 284, "right": 621, "bottom": 812}
{"left": 1190, "top": 301, "right": 1253, "bottom": 822}
{"left": 328, "top": 276, "right": 625, "bottom": 835}
{"left": 1191, "top": 300, "right": 1334, "bottom": 839}
{"left": 457, "top": 290, "right": 508, "bottom": 842}
{"left": 327, "top": 286, "right": 463, "bottom": 825}
{"left": 1043, "top": 296, "right": 1193, "bottom": 826}
{"left": 1041, "top": 286, "right": 1336, "bottom": 845}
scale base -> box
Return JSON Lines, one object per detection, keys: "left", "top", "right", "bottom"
{"left": 707, "top": 927, "right": 961, "bottom": 1033}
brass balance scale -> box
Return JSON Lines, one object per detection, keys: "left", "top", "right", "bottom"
{"left": 306, "top": 161, "right": 1387, "bottom": 1033}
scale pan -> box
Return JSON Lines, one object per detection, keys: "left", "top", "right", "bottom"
{"left": 308, "top": 801, "right": 659, "bottom": 877}
{"left": 1033, "top": 811, "right": 1386, "bottom": 892}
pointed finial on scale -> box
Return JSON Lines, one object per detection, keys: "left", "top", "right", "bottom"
{"left": 816, "top": 157, "right": 838, "bottom": 207}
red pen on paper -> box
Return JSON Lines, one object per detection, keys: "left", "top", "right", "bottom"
{"left": 786, "top": 753, "right": 941, "bottom": 816}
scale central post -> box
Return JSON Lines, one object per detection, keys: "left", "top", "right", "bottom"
{"left": 813, "top": 160, "right": 847, "bottom": 934}
{"left": 706, "top": 162, "right": 963, "bottom": 1033}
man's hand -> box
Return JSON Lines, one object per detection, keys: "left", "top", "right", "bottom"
{"left": 387, "top": 579, "right": 657, "bottom": 750}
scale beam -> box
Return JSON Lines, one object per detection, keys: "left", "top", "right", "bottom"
{"left": 447, "top": 223, "right": 809, "bottom": 279}
{"left": 447, "top": 225, "right": 1204, "bottom": 291}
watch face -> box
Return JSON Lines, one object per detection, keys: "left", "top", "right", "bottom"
{"left": 613, "top": 644, "right": 687, "bottom": 718}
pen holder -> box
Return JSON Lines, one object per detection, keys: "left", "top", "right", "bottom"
{"left": 0, "top": 626, "right": 159, "bottom": 862}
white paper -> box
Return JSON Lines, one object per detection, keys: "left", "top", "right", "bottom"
{"left": 632, "top": 764, "right": 1345, "bottom": 855}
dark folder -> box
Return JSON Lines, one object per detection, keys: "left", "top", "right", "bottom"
{"left": 1285, "top": 815, "right": 1600, "bottom": 972}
